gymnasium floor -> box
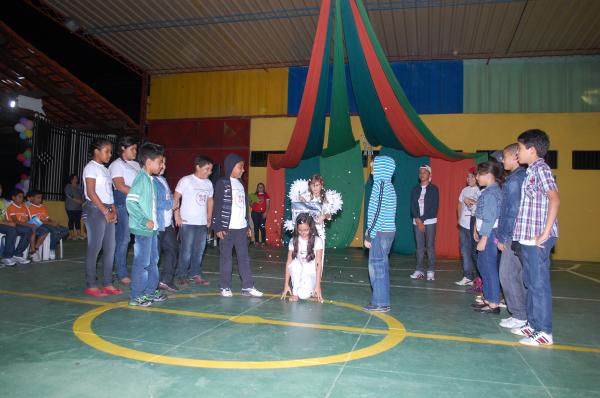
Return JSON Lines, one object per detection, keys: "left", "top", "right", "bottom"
{"left": 1, "top": 241, "right": 599, "bottom": 398}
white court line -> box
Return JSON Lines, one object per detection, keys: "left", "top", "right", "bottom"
{"left": 201, "top": 271, "right": 600, "bottom": 302}
{"left": 567, "top": 270, "right": 600, "bottom": 284}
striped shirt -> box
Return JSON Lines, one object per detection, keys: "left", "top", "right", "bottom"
{"left": 513, "top": 158, "right": 559, "bottom": 241}
{"left": 366, "top": 156, "right": 397, "bottom": 238}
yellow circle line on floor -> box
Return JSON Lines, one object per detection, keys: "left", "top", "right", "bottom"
{"left": 1, "top": 289, "right": 598, "bottom": 355}
{"left": 72, "top": 293, "right": 406, "bottom": 369}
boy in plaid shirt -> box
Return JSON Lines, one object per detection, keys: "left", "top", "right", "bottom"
{"left": 510, "top": 129, "right": 559, "bottom": 346}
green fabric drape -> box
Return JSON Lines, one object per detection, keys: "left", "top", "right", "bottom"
{"left": 303, "top": 7, "right": 333, "bottom": 159}
{"left": 353, "top": 0, "right": 474, "bottom": 160}
{"left": 321, "top": 143, "right": 363, "bottom": 248}
{"left": 284, "top": 156, "right": 321, "bottom": 245}
{"left": 341, "top": 0, "right": 401, "bottom": 149}
{"left": 323, "top": 0, "right": 356, "bottom": 156}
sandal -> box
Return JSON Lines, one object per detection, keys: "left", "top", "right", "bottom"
{"left": 475, "top": 305, "right": 500, "bottom": 314}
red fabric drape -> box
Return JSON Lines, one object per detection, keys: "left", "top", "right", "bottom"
{"left": 269, "top": 0, "right": 331, "bottom": 170}
{"left": 430, "top": 158, "right": 476, "bottom": 259}
{"left": 348, "top": 0, "right": 457, "bottom": 161}
{"left": 265, "top": 158, "right": 286, "bottom": 246}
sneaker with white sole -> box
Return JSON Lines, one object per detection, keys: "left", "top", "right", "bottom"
{"left": 455, "top": 277, "right": 473, "bottom": 286}
{"left": 426, "top": 271, "right": 435, "bottom": 281}
{"left": 129, "top": 295, "right": 153, "bottom": 307}
{"left": 519, "top": 330, "right": 553, "bottom": 346}
{"left": 410, "top": 271, "right": 425, "bottom": 279}
{"left": 220, "top": 288, "right": 233, "bottom": 297}
{"left": 511, "top": 322, "right": 535, "bottom": 337}
{"left": 14, "top": 256, "right": 30, "bottom": 265}
{"left": 241, "top": 287, "right": 263, "bottom": 297}
{"left": 1, "top": 257, "right": 17, "bottom": 267}
{"left": 30, "top": 251, "right": 41, "bottom": 263}
{"left": 499, "top": 317, "right": 527, "bottom": 329}
{"left": 49, "top": 250, "right": 56, "bottom": 260}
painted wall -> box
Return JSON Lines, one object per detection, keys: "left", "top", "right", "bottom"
{"left": 249, "top": 113, "right": 600, "bottom": 262}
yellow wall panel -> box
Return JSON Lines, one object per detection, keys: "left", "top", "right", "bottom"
{"left": 249, "top": 113, "right": 600, "bottom": 261}
{"left": 147, "top": 68, "right": 288, "bottom": 120}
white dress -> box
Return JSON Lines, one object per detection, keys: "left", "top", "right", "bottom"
{"left": 288, "top": 236, "right": 323, "bottom": 299}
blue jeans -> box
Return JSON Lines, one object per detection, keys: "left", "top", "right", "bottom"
{"left": 477, "top": 229, "right": 500, "bottom": 304}
{"left": 131, "top": 233, "right": 159, "bottom": 300}
{"left": 368, "top": 232, "right": 395, "bottom": 307}
{"left": 36, "top": 225, "right": 69, "bottom": 250}
{"left": 0, "top": 224, "right": 32, "bottom": 258}
{"left": 459, "top": 226, "right": 476, "bottom": 280}
{"left": 521, "top": 237, "right": 556, "bottom": 334}
{"left": 177, "top": 225, "right": 208, "bottom": 279}
{"left": 114, "top": 199, "right": 131, "bottom": 279}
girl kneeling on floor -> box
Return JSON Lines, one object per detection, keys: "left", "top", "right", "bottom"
{"left": 281, "top": 213, "right": 324, "bottom": 302}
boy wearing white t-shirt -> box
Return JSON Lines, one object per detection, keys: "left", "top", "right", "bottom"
{"left": 173, "top": 156, "right": 214, "bottom": 286}
{"left": 212, "top": 153, "right": 262, "bottom": 298}
{"left": 455, "top": 167, "right": 481, "bottom": 286}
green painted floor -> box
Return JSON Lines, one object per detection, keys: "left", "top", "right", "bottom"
{"left": 1, "top": 241, "right": 599, "bottom": 398}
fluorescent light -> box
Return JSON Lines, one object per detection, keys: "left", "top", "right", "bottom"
{"left": 9, "top": 100, "right": 16, "bottom": 108}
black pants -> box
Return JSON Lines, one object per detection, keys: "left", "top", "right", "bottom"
{"left": 251, "top": 211, "right": 266, "bottom": 243}
{"left": 158, "top": 225, "right": 178, "bottom": 285}
{"left": 219, "top": 228, "right": 254, "bottom": 290}
{"left": 67, "top": 210, "right": 82, "bottom": 230}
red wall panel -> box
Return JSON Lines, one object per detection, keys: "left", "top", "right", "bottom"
{"left": 147, "top": 118, "right": 250, "bottom": 190}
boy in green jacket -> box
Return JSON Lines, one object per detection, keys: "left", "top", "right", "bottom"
{"left": 126, "top": 142, "right": 167, "bottom": 307}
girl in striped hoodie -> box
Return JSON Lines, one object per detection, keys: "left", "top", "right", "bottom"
{"left": 363, "top": 155, "right": 397, "bottom": 313}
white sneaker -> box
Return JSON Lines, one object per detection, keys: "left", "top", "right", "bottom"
{"left": 49, "top": 250, "right": 56, "bottom": 260}
{"left": 241, "top": 287, "right": 263, "bottom": 297}
{"left": 31, "top": 251, "right": 41, "bottom": 263}
{"left": 511, "top": 322, "right": 535, "bottom": 337}
{"left": 410, "top": 271, "right": 425, "bottom": 279}
{"left": 220, "top": 288, "right": 233, "bottom": 297}
{"left": 454, "top": 277, "right": 473, "bottom": 286}
{"left": 1, "top": 257, "right": 17, "bottom": 266}
{"left": 499, "top": 317, "right": 527, "bottom": 329}
{"left": 426, "top": 271, "right": 435, "bottom": 281}
{"left": 14, "top": 256, "right": 31, "bottom": 265}
{"left": 519, "top": 331, "right": 553, "bottom": 346}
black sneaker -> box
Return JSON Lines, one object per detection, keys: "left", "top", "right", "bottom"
{"left": 362, "top": 304, "right": 391, "bottom": 313}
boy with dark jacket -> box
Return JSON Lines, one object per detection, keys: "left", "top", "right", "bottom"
{"left": 126, "top": 143, "right": 168, "bottom": 307}
{"left": 212, "top": 153, "right": 263, "bottom": 298}
{"left": 409, "top": 165, "right": 439, "bottom": 281}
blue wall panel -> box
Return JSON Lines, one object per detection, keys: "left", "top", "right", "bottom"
{"left": 287, "top": 60, "right": 463, "bottom": 115}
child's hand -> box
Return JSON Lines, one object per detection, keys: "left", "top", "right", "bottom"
{"left": 497, "top": 242, "right": 506, "bottom": 252}
{"left": 314, "top": 286, "right": 323, "bottom": 303}
{"left": 535, "top": 233, "right": 549, "bottom": 248}
{"left": 299, "top": 195, "right": 307, "bottom": 202}
{"left": 247, "top": 228, "right": 252, "bottom": 237}
{"left": 364, "top": 239, "right": 372, "bottom": 249}
{"left": 476, "top": 236, "right": 487, "bottom": 251}
{"left": 417, "top": 221, "right": 425, "bottom": 233}
{"left": 281, "top": 285, "right": 292, "bottom": 300}
{"left": 174, "top": 212, "right": 183, "bottom": 227}
{"left": 216, "top": 231, "right": 227, "bottom": 239}
{"left": 473, "top": 230, "right": 479, "bottom": 242}
{"left": 146, "top": 220, "right": 154, "bottom": 229}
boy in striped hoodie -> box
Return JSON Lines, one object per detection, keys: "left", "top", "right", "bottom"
{"left": 363, "top": 155, "right": 397, "bottom": 313}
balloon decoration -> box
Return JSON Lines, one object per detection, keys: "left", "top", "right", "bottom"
{"left": 14, "top": 117, "right": 33, "bottom": 141}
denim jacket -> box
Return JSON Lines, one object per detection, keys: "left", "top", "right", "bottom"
{"left": 496, "top": 167, "right": 526, "bottom": 245}
{"left": 475, "top": 182, "right": 502, "bottom": 236}
{"left": 153, "top": 176, "right": 173, "bottom": 232}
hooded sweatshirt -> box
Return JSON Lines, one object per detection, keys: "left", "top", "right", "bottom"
{"left": 365, "top": 156, "right": 397, "bottom": 240}
{"left": 212, "top": 153, "right": 249, "bottom": 232}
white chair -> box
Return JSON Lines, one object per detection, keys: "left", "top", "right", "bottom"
{"left": 38, "top": 236, "right": 63, "bottom": 260}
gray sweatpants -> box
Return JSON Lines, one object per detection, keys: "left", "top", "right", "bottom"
{"left": 219, "top": 228, "right": 254, "bottom": 290}
{"left": 84, "top": 202, "right": 116, "bottom": 288}
{"left": 499, "top": 243, "right": 527, "bottom": 321}
{"left": 414, "top": 223, "right": 436, "bottom": 272}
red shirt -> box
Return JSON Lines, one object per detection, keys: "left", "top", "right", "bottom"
{"left": 250, "top": 192, "right": 270, "bottom": 213}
